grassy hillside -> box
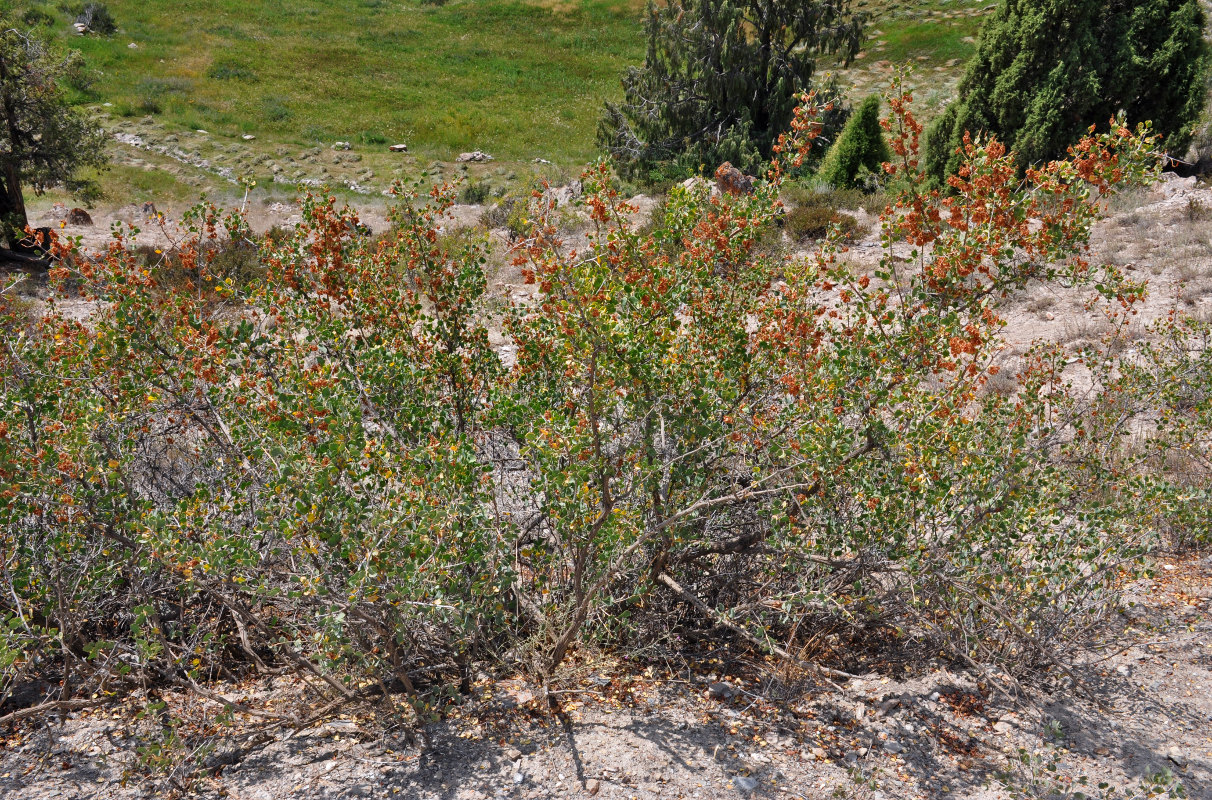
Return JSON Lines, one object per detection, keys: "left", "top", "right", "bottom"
{"left": 51, "top": 0, "right": 997, "bottom": 166}
{"left": 61, "top": 0, "right": 646, "bottom": 164}
{"left": 841, "top": 0, "right": 996, "bottom": 113}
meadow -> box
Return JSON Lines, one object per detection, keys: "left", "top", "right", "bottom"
{"left": 60, "top": 0, "right": 647, "bottom": 164}
{"left": 44, "top": 0, "right": 995, "bottom": 168}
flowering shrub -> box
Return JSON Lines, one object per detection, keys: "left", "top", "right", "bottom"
{"left": 2, "top": 87, "right": 1207, "bottom": 749}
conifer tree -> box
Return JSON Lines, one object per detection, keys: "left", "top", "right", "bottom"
{"left": 925, "top": 0, "right": 1209, "bottom": 181}
{"left": 818, "top": 93, "right": 890, "bottom": 189}
{"left": 598, "top": 0, "right": 864, "bottom": 181}
{"left": 0, "top": 21, "right": 107, "bottom": 247}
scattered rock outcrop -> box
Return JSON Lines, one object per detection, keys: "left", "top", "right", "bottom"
{"left": 715, "top": 161, "right": 755, "bottom": 196}
{"left": 67, "top": 208, "right": 94, "bottom": 226}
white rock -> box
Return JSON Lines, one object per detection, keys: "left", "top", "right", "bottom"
{"left": 732, "top": 776, "right": 759, "bottom": 793}
{"left": 389, "top": 144, "right": 409, "bottom": 152}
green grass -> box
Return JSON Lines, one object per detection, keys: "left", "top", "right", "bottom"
{"left": 872, "top": 18, "right": 983, "bottom": 65}
{"left": 853, "top": 0, "right": 995, "bottom": 65}
{"left": 31, "top": 0, "right": 997, "bottom": 183}
{"left": 56, "top": 0, "right": 647, "bottom": 165}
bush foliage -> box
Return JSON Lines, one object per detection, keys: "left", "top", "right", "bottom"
{"left": 926, "top": 0, "right": 1210, "bottom": 180}
{"left": 817, "top": 93, "right": 891, "bottom": 190}
{"left": 598, "top": 0, "right": 863, "bottom": 179}
{"left": 2, "top": 89, "right": 1210, "bottom": 754}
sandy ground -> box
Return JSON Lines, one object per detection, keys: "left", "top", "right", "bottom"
{"left": 0, "top": 553, "right": 1207, "bottom": 800}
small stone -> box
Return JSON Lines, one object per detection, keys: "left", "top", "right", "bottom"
{"left": 1167, "top": 747, "right": 1188, "bottom": 767}
{"left": 883, "top": 740, "right": 904, "bottom": 754}
{"left": 585, "top": 779, "right": 601, "bottom": 795}
{"left": 1116, "top": 665, "right": 1131, "bottom": 677}
{"left": 505, "top": 747, "right": 522, "bottom": 761}
{"left": 993, "top": 721, "right": 1013, "bottom": 734}
{"left": 708, "top": 682, "right": 736, "bottom": 700}
{"left": 512, "top": 772, "right": 525, "bottom": 785}
{"left": 732, "top": 776, "right": 759, "bottom": 793}
{"left": 811, "top": 746, "right": 827, "bottom": 761}
{"left": 929, "top": 692, "right": 940, "bottom": 702}
{"left": 127, "top": 42, "right": 138, "bottom": 49}
{"left": 242, "top": 134, "right": 256, "bottom": 141}
{"left": 388, "top": 144, "right": 408, "bottom": 152}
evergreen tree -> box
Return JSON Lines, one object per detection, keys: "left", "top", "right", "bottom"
{"left": 0, "top": 21, "right": 107, "bottom": 246}
{"left": 818, "top": 93, "right": 890, "bottom": 189}
{"left": 925, "top": 0, "right": 1209, "bottom": 181}
{"left": 598, "top": 0, "right": 865, "bottom": 181}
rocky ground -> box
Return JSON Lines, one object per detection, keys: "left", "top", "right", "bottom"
{"left": 0, "top": 552, "right": 1209, "bottom": 800}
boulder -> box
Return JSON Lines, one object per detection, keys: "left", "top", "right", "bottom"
{"left": 332, "top": 141, "right": 353, "bottom": 151}
{"left": 544, "top": 180, "right": 582, "bottom": 206}
{"left": 388, "top": 144, "right": 408, "bottom": 152}
{"left": 680, "top": 175, "right": 722, "bottom": 200}
{"left": 715, "top": 161, "right": 755, "bottom": 196}
{"left": 67, "top": 208, "right": 93, "bottom": 226}
{"left": 456, "top": 150, "right": 494, "bottom": 163}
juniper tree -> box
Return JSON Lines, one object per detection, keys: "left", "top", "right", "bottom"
{"left": 925, "top": 0, "right": 1209, "bottom": 181}
{"left": 0, "top": 22, "right": 106, "bottom": 247}
{"left": 817, "top": 93, "right": 890, "bottom": 189}
{"left": 598, "top": 0, "right": 864, "bottom": 181}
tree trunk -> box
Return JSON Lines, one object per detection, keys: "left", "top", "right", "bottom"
{"left": 0, "top": 47, "right": 28, "bottom": 248}
{"left": 0, "top": 161, "right": 28, "bottom": 245}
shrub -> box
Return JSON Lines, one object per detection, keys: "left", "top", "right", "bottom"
{"left": 479, "top": 193, "right": 530, "bottom": 238}
{"left": 460, "top": 181, "right": 490, "bottom": 205}
{"left": 784, "top": 203, "right": 858, "bottom": 240}
{"left": 74, "top": 2, "right": 116, "bottom": 35}
{"left": 817, "top": 94, "right": 891, "bottom": 190}
{"left": 261, "top": 95, "right": 292, "bottom": 122}
{"left": 22, "top": 6, "right": 56, "bottom": 27}
{"left": 3, "top": 89, "right": 1208, "bottom": 759}
{"left": 206, "top": 60, "right": 256, "bottom": 81}
{"left": 135, "top": 77, "right": 192, "bottom": 115}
